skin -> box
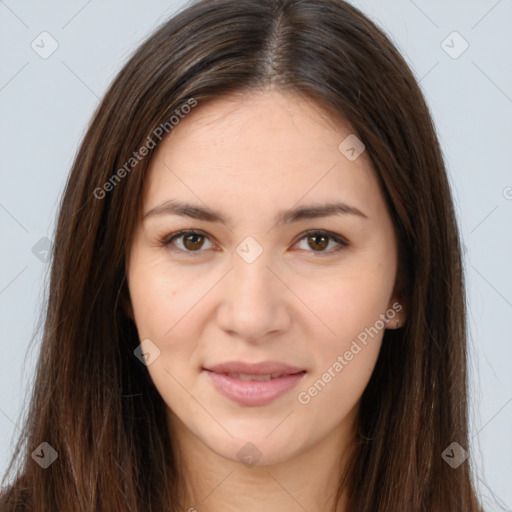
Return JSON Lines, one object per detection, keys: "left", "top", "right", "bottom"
{"left": 126, "top": 89, "right": 404, "bottom": 512}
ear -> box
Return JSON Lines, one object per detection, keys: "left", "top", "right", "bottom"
{"left": 385, "top": 259, "right": 409, "bottom": 329}
{"left": 385, "top": 296, "right": 405, "bottom": 329}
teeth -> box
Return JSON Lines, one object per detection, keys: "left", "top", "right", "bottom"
{"left": 224, "top": 373, "right": 285, "bottom": 381}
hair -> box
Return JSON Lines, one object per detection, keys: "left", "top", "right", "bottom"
{"left": 0, "top": 0, "right": 483, "bottom": 510}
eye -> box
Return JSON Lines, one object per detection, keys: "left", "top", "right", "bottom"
{"left": 160, "top": 229, "right": 348, "bottom": 256}
{"left": 293, "top": 230, "right": 349, "bottom": 255}
{"left": 161, "top": 230, "right": 214, "bottom": 255}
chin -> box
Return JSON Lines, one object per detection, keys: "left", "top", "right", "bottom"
{"left": 195, "top": 418, "right": 309, "bottom": 468}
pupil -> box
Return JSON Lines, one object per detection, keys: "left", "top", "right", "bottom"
{"left": 309, "top": 234, "right": 328, "bottom": 251}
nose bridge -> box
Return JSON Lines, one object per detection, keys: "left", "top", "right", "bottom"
{"left": 231, "top": 242, "right": 278, "bottom": 306}
{"left": 215, "top": 242, "right": 290, "bottom": 339}
{"left": 231, "top": 234, "right": 275, "bottom": 293}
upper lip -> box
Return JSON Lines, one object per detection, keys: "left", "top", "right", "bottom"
{"left": 204, "top": 361, "right": 306, "bottom": 375}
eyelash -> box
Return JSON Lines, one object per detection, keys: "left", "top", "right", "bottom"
{"left": 159, "top": 229, "right": 349, "bottom": 257}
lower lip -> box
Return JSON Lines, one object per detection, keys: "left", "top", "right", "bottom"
{"left": 204, "top": 370, "right": 306, "bottom": 406}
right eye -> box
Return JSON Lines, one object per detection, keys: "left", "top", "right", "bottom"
{"left": 160, "top": 230, "right": 215, "bottom": 255}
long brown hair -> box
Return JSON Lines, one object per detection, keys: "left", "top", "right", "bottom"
{"left": 1, "top": 0, "right": 483, "bottom": 510}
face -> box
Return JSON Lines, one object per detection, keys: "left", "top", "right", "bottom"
{"left": 126, "top": 89, "right": 403, "bottom": 467}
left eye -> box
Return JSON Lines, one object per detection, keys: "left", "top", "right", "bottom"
{"left": 294, "top": 231, "right": 348, "bottom": 253}
{"left": 161, "top": 229, "right": 348, "bottom": 255}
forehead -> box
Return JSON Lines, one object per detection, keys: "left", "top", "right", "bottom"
{"left": 160, "top": 89, "right": 365, "bottom": 157}
{"left": 143, "top": 90, "right": 382, "bottom": 221}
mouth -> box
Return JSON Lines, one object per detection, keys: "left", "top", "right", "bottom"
{"left": 202, "top": 364, "right": 307, "bottom": 406}
{"left": 211, "top": 372, "right": 304, "bottom": 381}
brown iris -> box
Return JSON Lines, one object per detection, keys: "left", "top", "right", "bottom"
{"left": 307, "top": 234, "right": 329, "bottom": 251}
{"left": 183, "top": 233, "right": 205, "bottom": 251}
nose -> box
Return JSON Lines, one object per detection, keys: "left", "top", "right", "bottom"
{"left": 215, "top": 252, "right": 292, "bottom": 343}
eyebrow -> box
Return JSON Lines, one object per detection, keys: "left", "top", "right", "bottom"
{"left": 143, "top": 199, "right": 368, "bottom": 225}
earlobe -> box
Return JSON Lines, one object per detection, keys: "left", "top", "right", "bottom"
{"left": 385, "top": 297, "right": 405, "bottom": 329}
{"left": 385, "top": 314, "right": 404, "bottom": 330}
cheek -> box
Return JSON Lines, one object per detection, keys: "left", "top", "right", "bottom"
{"left": 127, "top": 255, "right": 218, "bottom": 393}
{"left": 128, "top": 254, "right": 203, "bottom": 341}
{"left": 128, "top": 262, "right": 202, "bottom": 396}
{"left": 296, "top": 278, "right": 387, "bottom": 414}
{"left": 293, "top": 249, "right": 395, "bottom": 393}
{"left": 129, "top": 271, "right": 174, "bottom": 339}
{"left": 302, "top": 340, "right": 382, "bottom": 418}
{"left": 296, "top": 266, "right": 394, "bottom": 344}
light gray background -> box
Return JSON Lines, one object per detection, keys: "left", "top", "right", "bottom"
{"left": 1, "top": 0, "right": 511, "bottom": 509}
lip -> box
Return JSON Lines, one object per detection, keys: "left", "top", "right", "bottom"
{"left": 204, "top": 361, "right": 305, "bottom": 375}
{"left": 203, "top": 361, "right": 307, "bottom": 407}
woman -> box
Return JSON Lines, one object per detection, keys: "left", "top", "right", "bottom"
{"left": 0, "top": 0, "right": 484, "bottom": 510}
